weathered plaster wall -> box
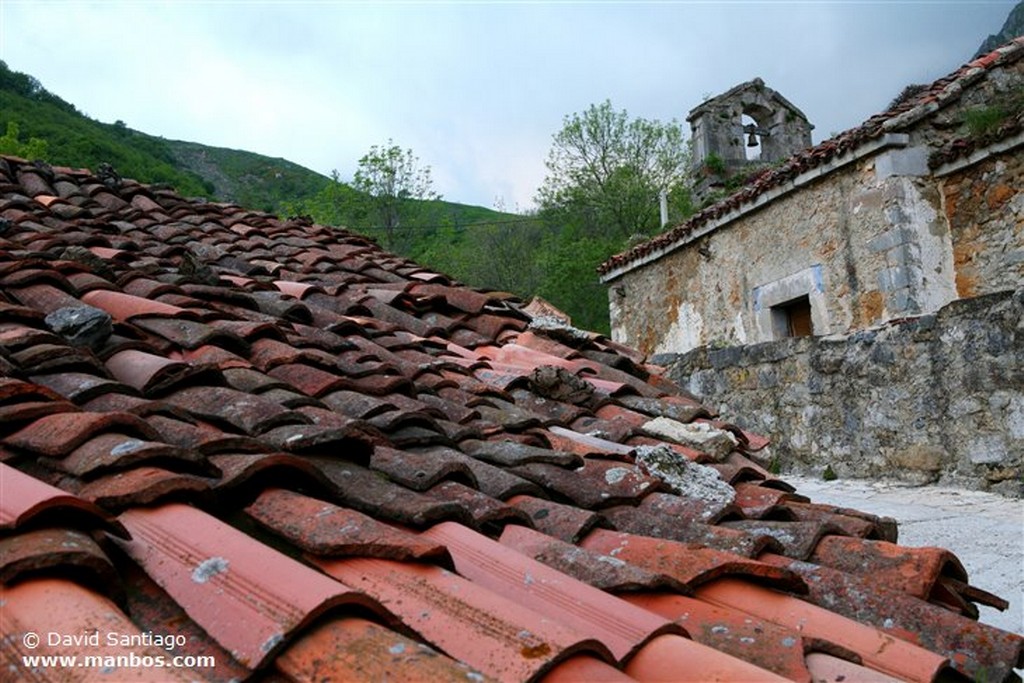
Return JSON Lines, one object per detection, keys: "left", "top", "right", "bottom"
{"left": 660, "top": 289, "right": 1023, "bottom": 496}
{"left": 609, "top": 153, "right": 956, "bottom": 356}
{"left": 940, "top": 149, "right": 1024, "bottom": 298}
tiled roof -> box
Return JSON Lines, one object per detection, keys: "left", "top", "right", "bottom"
{"left": 0, "top": 154, "right": 1020, "bottom": 682}
{"left": 599, "top": 36, "right": 1024, "bottom": 277}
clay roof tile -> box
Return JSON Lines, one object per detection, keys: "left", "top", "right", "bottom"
{"left": 0, "top": 462, "right": 128, "bottom": 538}
{"left": 116, "top": 503, "right": 389, "bottom": 670}
{"left": 0, "top": 152, "right": 1017, "bottom": 681}
{"left": 0, "top": 578, "right": 201, "bottom": 681}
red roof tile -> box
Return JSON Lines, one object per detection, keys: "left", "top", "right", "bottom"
{"left": 81, "top": 288, "right": 190, "bottom": 320}
{"left": 0, "top": 153, "right": 1019, "bottom": 682}
{"left": 0, "top": 578, "right": 200, "bottom": 681}
{"left": 315, "top": 556, "right": 612, "bottom": 681}
{"left": 623, "top": 632, "right": 791, "bottom": 682}
{"left": 697, "top": 578, "right": 957, "bottom": 682}
{"left": 579, "top": 528, "right": 802, "bottom": 591}
{"left": 0, "top": 527, "right": 118, "bottom": 589}
{"left": 624, "top": 592, "right": 816, "bottom": 682}
{"left": 246, "top": 487, "right": 448, "bottom": 561}
{"left": 75, "top": 465, "right": 212, "bottom": 509}
{"left": 116, "top": 503, "right": 387, "bottom": 670}
{"left": 275, "top": 615, "right": 490, "bottom": 682}
{"left": 425, "top": 522, "right": 685, "bottom": 659}
{"left": 5, "top": 411, "right": 161, "bottom": 458}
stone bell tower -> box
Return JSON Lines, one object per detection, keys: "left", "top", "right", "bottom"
{"left": 688, "top": 78, "right": 813, "bottom": 199}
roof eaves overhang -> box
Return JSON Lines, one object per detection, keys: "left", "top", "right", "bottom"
{"left": 932, "top": 129, "right": 1024, "bottom": 177}
{"left": 599, "top": 132, "right": 911, "bottom": 284}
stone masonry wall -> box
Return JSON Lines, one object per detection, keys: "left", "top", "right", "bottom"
{"left": 940, "top": 149, "right": 1024, "bottom": 298}
{"left": 661, "top": 289, "right": 1023, "bottom": 496}
{"left": 609, "top": 155, "right": 956, "bottom": 356}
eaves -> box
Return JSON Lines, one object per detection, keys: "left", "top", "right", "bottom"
{"left": 931, "top": 129, "right": 1024, "bottom": 177}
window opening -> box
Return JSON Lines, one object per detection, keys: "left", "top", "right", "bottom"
{"left": 771, "top": 295, "right": 813, "bottom": 338}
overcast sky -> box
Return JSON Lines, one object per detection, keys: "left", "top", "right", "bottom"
{"left": 0, "top": 1, "right": 1016, "bottom": 210}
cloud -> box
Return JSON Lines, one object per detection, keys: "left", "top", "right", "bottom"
{"left": 0, "top": 1, "right": 1013, "bottom": 210}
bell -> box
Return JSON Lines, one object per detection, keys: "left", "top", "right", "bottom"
{"left": 746, "top": 131, "right": 759, "bottom": 147}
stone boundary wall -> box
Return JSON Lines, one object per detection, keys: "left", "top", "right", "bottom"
{"left": 659, "top": 289, "right": 1023, "bottom": 496}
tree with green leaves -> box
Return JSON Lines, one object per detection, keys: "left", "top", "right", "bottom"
{"left": 0, "top": 121, "right": 47, "bottom": 160}
{"left": 537, "top": 100, "right": 691, "bottom": 241}
{"left": 352, "top": 140, "right": 441, "bottom": 248}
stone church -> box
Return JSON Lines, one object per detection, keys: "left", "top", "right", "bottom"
{"left": 600, "top": 38, "right": 1024, "bottom": 357}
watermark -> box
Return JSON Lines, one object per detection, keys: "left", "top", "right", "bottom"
{"left": 18, "top": 630, "right": 215, "bottom": 673}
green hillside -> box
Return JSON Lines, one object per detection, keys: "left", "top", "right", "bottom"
{"left": 0, "top": 61, "right": 496, "bottom": 222}
{"left": 0, "top": 61, "right": 211, "bottom": 197}
{"left": 164, "top": 139, "right": 331, "bottom": 213}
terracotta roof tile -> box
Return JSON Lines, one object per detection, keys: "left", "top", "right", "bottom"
{"left": 5, "top": 410, "right": 161, "bottom": 457}
{"left": 696, "top": 578, "right": 957, "bottom": 682}
{"left": 423, "top": 521, "right": 685, "bottom": 660}
{"left": 75, "top": 465, "right": 213, "bottom": 509}
{"left": 43, "top": 431, "right": 207, "bottom": 478}
{"left": 809, "top": 535, "right": 1004, "bottom": 612}
{"left": 0, "top": 462, "right": 128, "bottom": 537}
{"left": 623, "top": 632, "right": 791, "bottom": 682}
{"left": 115, "top": 559, "right": 252, "bottom": 682}
{"left": 245, "top": 487, "right": 448, "bottom": 561}
{"left": 10, "top": 282, "right": 82, "bottom": 312}
{"left": 312, "top": 458, "right": 471, "bottom": 527}
{"left": 0, "top": 527, "right": 119, "bottom": 591}
{"left": 207, "top": 451, "right": 330, "bottom": 496}
{"left": 275, "top": 616, "right": 490, "bottom": 682}
{"left": 720, "top": 518, "right": 846, "bottom": 560}
{"left": 499, "top": 524, "right": 678, "bottom": 593}
{"left": 506, "top": 494, "right": 603, "bottom": 543}
{"left": 370, "top": 443, "right": 476, "bottom": 490}
{"left": 462, "top": 438, "right": 582, "bottom": 467}
{"left": 81, "top": 287, "right": 190, "bottom": 320}
{"left": 785, "top": 500, "right": 888, "bottom": 538}
{"left": 0, "top": 578, "right": 200, "bottom": 681}
{"left": 29, "top": 370, "right": 136, "bottom": 404}
{"left": 165, "top": 386, "right": 307, "bottom": 435}
{"left": 427, "top": 480, "right": 535, "bottom": 530}
{"left": 580, "top": 528, "right": 802, "bottom": 591}
{"left": 144, "top": 414, "right": 267, "bottom": 454}
{"left": 541, "top": 425, "right": 636, "bottom": 456}
{"left": 763, "top": 552, "right": 1024, "bottom": 680}
{"left": 314, "top": 556, "right": 613, "bottom": 681}
{"left": 116, "top": 503, "right": 388, "bottom": 670}
{"left": 0, "top": 154, "right": 1018, "bottom": 681}
{"left": 602, "top": 502, "right": 781, "bottom": 557}
{"left": 624, "top": 592, "right": 817, "bottom": 682}
{"left": 512, "top": 459, "right": 663, "bottom": 508}
{"left": 105, "top": 348, "right": 214, "bottom": 394}
{"left": 0, "top": 397, "right": 77, "bottom": 428}
{"left": 804, "top": 654, "right": 903, "bottom": 683}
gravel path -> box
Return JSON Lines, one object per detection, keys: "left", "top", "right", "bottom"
{"left": 785, "top": 475, "right": 1023, "bottom": 636}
